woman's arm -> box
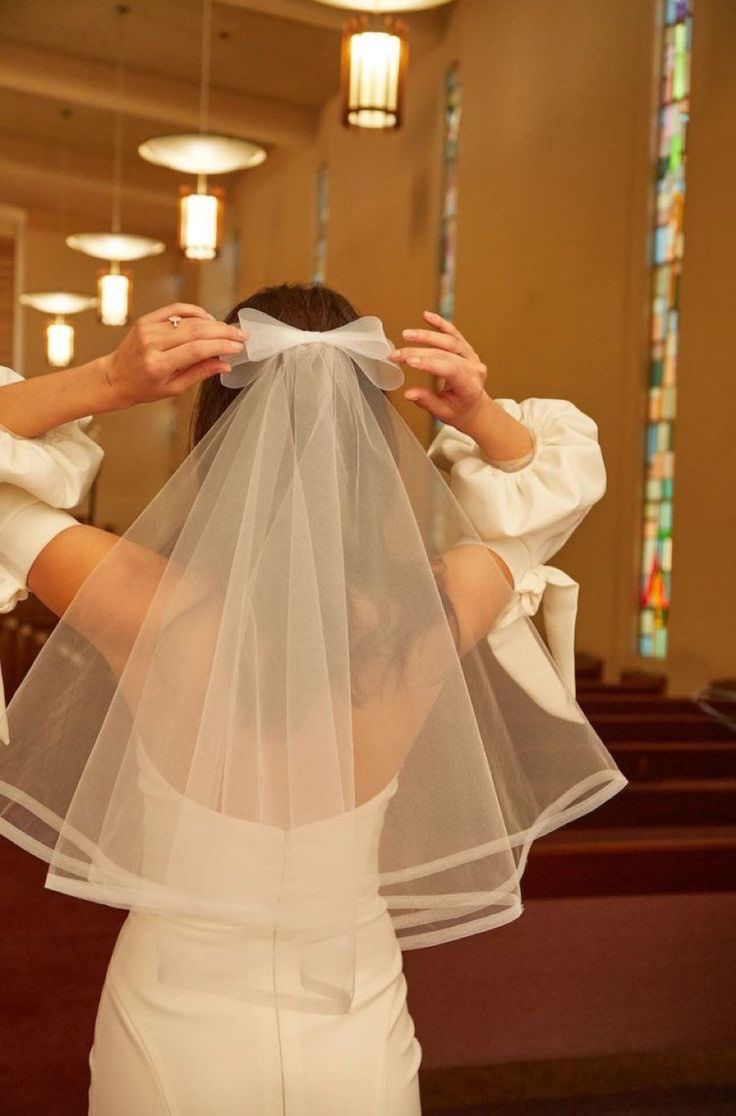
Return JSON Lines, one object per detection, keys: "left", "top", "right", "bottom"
{"left": 441, "top": 544, "right": 514, "bottom": 657}
{"left": 27, "top": 522, "right": 120, "bottom": 617}
{"left": 26, "top": 522, "right": 178, "bottom": 687}
{"left": 24, "top": 518, "right": 225, "bottom": 713}
{"left": 0, "top": 358, "right": 122, "bottom": 439}
{"left": 0, "top": 303, "right": 247, "bottom": 438}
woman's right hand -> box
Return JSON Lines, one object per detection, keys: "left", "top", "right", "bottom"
{"left": 389, "top": 310, "right": 491, "bottom": 432}
{"left": 100, "top": 303, "right": 247, "bottom": 409}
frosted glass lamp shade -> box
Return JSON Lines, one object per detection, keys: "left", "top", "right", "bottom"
{"left": 46, "top": 319, "right": 75, "bottom": 368}
{"left": 98, "top": 269, "right": 131, "bottom": 327}
{"left": 20, "top": 292, "right": 97, "bottom": 315}
{"left": 341, "top": 17, "right": 408, "bottom": 131}
{"left": 66, "top": 233, "right": 165, "bottom": 262}
{"left": 178, "top": 186, "right": 224, "bottom": 261}
{"left": 139, "top": 135, "right": 266, "bottom": 176}
{"left": 315, "top": 0, "right": 452, "bottom": 8}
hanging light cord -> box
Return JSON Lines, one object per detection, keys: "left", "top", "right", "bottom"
{"left": 57, "top": 107, "right": 72, "bottom": 242}
{"left": 199, "top": 0, "right": 212, "bottom": 135}
{"left": 111, "top": 3, "right": 130, "bottom": 236}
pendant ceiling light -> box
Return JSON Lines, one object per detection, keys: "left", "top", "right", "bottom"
{"left": 66, "top": 5, "right": 165, "bottom": 326}
{"left": 138, "top": 134, "right": 265, "bottom": 177}
{"left": 66, "top": 233, "right": 165, "bottom": 262}
{"left": 20, "top": 110, "right": 97, "bottom": 368}
{"left": 321, "top": 0, "right": 454, "bottom": 129}
{"left": 20, "top": 293, "right": 97, "bottom": 369}
{"left": 138, "top": 0, "right": 266, "bottom": 261}
{"left": 315, "top": 0, "right": 452, "bottom": 8}
{"left": 341, "top": 15, "right": 409, "bottom": 130}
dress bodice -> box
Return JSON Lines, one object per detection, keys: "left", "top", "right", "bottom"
{"left": 135, "top": 741, "right": 400, "bottom": 931}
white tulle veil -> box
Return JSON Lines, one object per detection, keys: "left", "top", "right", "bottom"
{"left": 0, "top": 307, "right": 627, "bottom": 1014}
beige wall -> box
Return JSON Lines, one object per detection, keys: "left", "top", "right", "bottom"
{"left": 228, "top": 0, "right": 734, "bottom": 695}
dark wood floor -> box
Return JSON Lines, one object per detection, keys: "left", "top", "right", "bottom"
{"left": 433, "top": 1082, "right": 736, "bottom": 1114}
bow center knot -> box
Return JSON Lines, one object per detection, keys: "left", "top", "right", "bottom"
{"left": 515, "top": 567, "right": 548, "bottom": 617}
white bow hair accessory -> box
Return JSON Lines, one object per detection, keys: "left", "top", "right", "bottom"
{"left": 219, "top": 307, "right": 405, "bottom": 391}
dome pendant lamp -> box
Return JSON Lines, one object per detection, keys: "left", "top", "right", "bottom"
{"left": 66, "top": 5, "right": 165, "bottom": 325}
{"left": 138, "top": 0, "right": 265, "bottom": 261}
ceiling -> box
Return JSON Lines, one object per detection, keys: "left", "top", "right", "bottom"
{"left": 1, "top": 0, "right": 342, "bottom": 109}
{"left": 0, "top": 0, "right": 451, "bottom": 236}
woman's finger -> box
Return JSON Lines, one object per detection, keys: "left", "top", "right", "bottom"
{"left": 390, "top": 352, "right": 455, "bottom": 379}
{"left": 160, "top": 338, "right": 246, "bottom": 373}
{"left": 153, "top": 318, "right": 246, "bottom": 353}
{"left": 401, "top": 322, "right": 476, "bottom": 361}
{"left": 138, "top": 303, "right": 215, "bottom": 327}
{"left": 390, "top": 346, "right": 463, "bottom": 366}
{"left": 404, "top": 387, "right": 455, "bottom": 421}
{"left": 397, "top": 329, "right": 467, "bottom": 356}
{"left": 390, "top": 350, "right": 473, "bottom": 381}
{"left": 421, "top": 310, "right": 478, "bottom": 361}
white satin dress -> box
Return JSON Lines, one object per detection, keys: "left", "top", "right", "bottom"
{"left": 87, "top": 754, "right": 422, "bottom": 1116}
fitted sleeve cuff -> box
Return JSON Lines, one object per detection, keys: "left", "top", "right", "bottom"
{"left": 480, "top": 429, "right": 537, "bottom": 472}
{"left": 0, "top": 485, "right": 79, "bottom": 612}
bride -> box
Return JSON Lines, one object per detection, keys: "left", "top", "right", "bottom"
{"left": 0, "top": 283, "right": 627, "bottom": 1115}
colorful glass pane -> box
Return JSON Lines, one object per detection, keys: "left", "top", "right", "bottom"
{"left": 638, "top": 0, "right": 693, "bottom": 657}
{"left": 433, "top": 63, "right": 462, "bottom": 442}
{"left": 438, "top": 63, "right": 461, "bottom": 323}
{"left": 312, "top": 162, "right": 329, "bottom": 286}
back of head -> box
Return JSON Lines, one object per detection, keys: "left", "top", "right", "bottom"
{"left": 189, "top": 282, "right": 361, "bottom": 449}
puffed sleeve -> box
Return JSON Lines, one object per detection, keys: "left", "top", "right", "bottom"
{"left": 427, "top": 397, "right": 606, "bottom": 567}
{"left": 0, "top": 364, "right": 104, "bottom": 508}
{"left": 0, "top": 487, "right": 81, "bottom": 743}
{"left": 428, "top": 398, "right": 606, "bottom": 704}
{"left": 0, "top": 366, "right": 103, "bottom": 743}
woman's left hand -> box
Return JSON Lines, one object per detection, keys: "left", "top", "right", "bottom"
{"left": 389, "top": 310, "right": 491, "bottom": 435}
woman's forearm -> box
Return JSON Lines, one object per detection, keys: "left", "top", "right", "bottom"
{"left": 459, "top": 394, "right": 535, "bottom": 462}
{"left": 0, "top": 356, "right": 124, "bottom": 438}
{"left": 0, "top": 303, "right": 248, "bottom": 439}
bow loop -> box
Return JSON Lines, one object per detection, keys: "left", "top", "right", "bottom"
{"left": 220, "top": 308, "right": 404, "bottom": 390}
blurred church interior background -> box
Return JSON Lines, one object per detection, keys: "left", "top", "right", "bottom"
{"left": 0, "top": 0, "right": 734, "bottom": 1112}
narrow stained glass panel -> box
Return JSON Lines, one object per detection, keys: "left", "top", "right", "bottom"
{"left": 438, "top": 62, "right": 461, "bottom": 323}
{"left": 637, "top": 0, "right": 693, "bottom": 658}
{"left": 433, "top": 63, "right": 462, "bottom": 442}
{"left": 312, "top": 161, "right": 329, "bottom": 286}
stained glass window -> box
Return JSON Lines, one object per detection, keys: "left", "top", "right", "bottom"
{"left": 313, "top": 161, "right": 329, "bottom": 286}
{"left": 438, "top": 62, "right": 461, "bottom": 322}
{"left": 637, "top": 0, "right": 693, "bottom": 659}
{"left": 433, "top": 63, "right": 462, "bottom": 441}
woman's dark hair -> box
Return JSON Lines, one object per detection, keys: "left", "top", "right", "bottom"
{"left": 189, "top": 282, "right": 361, "bottom": 451}
{"left": 188, "top": 281, "right": 460, "bottom": 697}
